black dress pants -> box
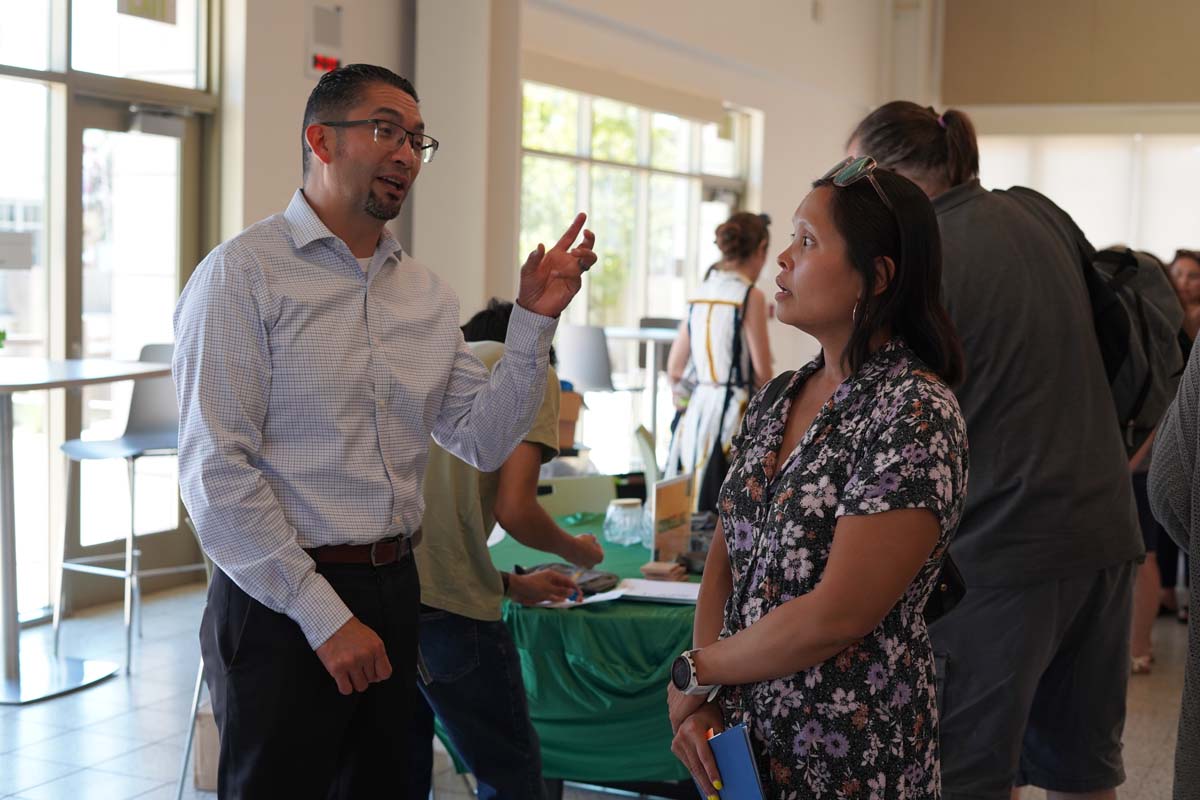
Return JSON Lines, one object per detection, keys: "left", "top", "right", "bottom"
{"left": 200, "top": 556, "right": 419, "bottom": 799}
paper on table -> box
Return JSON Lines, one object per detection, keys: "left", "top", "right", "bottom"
{"left": 617, "top": 578, "right": 700, "bottom": 604}
{"left": 537, "top": 588, "right": 625, "bottom": 609}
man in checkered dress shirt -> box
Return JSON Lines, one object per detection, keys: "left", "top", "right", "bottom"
{"left": 173, "top": 64, "right": 596, "bottom": 798}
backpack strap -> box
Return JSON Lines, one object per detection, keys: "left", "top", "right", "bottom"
{"left": 709, "top": 284, "right": 756, "bottom": 455}
{"left": 1006, "top": 186, "right": 1097, "bottom": 266}
{"left": 690, "top": 284, "right": 759, "bottom": 473}
{"left": 753, "top": 369, "right": 797, "bottom": 434}
{"left": 727, "top": 282, "right": 755, "bottom": 390}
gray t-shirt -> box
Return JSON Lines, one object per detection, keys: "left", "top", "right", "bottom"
{"left": 934, "top": 180, "right": 1143, "bottom": 586}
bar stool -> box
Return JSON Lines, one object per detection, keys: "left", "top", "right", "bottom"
{"left": 52, "top": 343, "right": 204, "bottom": 673}
{"left": 176, "top": 516, "right": 211, "bottom": 800}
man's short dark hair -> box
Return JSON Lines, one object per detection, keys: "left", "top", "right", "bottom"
{"left": 301, "top": 64, "right": 419, "bottom": 179}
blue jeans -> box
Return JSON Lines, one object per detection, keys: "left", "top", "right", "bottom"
{"left": 407, "top": 605, "right": 547, "bottom": 800}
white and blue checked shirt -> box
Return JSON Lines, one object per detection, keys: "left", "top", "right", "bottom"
{"left": 173, "top": 190, "right": 555, "bottom": 649}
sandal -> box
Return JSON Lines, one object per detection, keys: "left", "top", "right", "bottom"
{"left": 1132, "top": 654, "right": 1153, "bottom": 675}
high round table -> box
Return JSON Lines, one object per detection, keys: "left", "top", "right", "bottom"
{"left": 0, "top": 358, "right": 171, "bottom": 704}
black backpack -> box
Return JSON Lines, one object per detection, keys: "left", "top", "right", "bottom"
{"left": 1005, "top": 187, "right": 1185, "bottom": 455}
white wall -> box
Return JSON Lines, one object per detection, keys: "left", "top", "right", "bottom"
{"left": 520, "top": 0, "right": 887, "bottom": 369}
{"left": 221, "top": 0, "right": 407, "bottom": 236}
{"left": 411, "top": 0, "right": 522, "bottom": 316}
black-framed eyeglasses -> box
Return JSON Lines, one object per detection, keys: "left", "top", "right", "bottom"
{"left": 319, "top": 118, "right": 440, "bottom": 164}
{"left": 820, "top": 155, "right": 893, "bottom": 212}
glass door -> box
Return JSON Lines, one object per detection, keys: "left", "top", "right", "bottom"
{"left": 0, "top": 77, "right": 52, "bottom": 619}
{"left": 68, "top": 97, "right": 200, "bottom": 568}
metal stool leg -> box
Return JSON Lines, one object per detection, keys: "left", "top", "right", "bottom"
{"left": 133, "top": 546, "right": 143, "bottom": 640}
{"left": 177, "top": 658, "right": 205, "bottom": 800}
{"left": 52, "top": 459, "right": 76, "bottom": 656}
{"left": 123, "top": 457, "right": 136, "bottom": 674}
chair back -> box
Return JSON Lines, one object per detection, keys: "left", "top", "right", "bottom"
{"left": 634, "top": 425, "right": 660, "bottom": 485}
{"left": 555, "top": 325, "right": 614, "bottom": 392}
{"left": 638, "top": 317, "right": 679, "bottom": 370}
{"left": 536, "top": 475, "right": 617, "bottom": 517}
{"left": 125, "top": 343, "right": 178, "bottom": 443}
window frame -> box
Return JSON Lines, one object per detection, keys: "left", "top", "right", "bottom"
{"left": 0, "top": 0, "right": 219, "bottom": 623}
{"left": 520, "top": 81, "right": 749, "bottom": 328}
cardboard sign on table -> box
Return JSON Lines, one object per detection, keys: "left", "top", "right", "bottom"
{"left": 651, "top": 472, "right": 693, "bottom": 563}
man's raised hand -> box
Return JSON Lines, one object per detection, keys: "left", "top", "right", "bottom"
{"left": 517, "top": 212, "right": 597, "bottom": 318}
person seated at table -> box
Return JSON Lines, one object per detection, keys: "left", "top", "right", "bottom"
{"left": 408, "top": 299, "right": 605, "bottom": 800}
{"left": 667, "top": 158, "right": 968, "bottom": 799}
{"left": 665, "top": 211, "right": 773, "bottom": 512}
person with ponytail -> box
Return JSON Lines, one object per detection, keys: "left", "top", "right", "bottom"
{"left": 665, "top": 211, "right": 773, "bottom": 511}
{"left": 667, "top": 159, "right": 967, "bottom": 799}
{"left": 849, "top": 102, "right": 1143, "bottom": 800}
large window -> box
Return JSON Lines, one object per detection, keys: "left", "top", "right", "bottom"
{"left": 0, "top": 77, "right": 51, "bottom": 614}
{"left": 72, "top": 0, "right": 205, "bottom": 89}
{"left": 979, "top": 134, "right": 1200, "bottom": 259}
{"left": 1, "top": 0, "right": 212, "bottom": 619}
{"left": 79, "top": 127, "right": 182, "bottom": 546}
{"left": 521, "top": 82, "right": 750, "bottom": 330}
{"left": 520, "top": 82, "right": 752, "bottom": 473}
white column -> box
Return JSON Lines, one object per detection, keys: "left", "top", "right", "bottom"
{"left": 412, "top": 0, "right": 522, "bottom": 320}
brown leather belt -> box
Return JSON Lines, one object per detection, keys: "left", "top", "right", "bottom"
{"left": 306, "top": 535, "right": 413, "bottom": 567}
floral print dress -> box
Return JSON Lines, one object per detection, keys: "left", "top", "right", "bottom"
{"left": 717, "top": 339, "right": 968, "bottom": 799}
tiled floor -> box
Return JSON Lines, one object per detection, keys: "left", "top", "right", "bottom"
{"left": 0, "top": 583, "right": 1188, "bottom": 799}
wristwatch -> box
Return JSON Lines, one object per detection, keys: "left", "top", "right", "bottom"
{"left": 671, "top": 649, "right": 720, "bottom": 701}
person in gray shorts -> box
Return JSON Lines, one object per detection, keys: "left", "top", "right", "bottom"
{"left": 848, "top": 102, "right": 1143, "bottom": 800}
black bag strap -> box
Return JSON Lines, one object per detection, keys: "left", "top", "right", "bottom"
{"left": 686, "top": 283, "right": 755, "bottom": 472}
{"left": 759, "top": 369, "right": 796, "bottom": 413}
{"left": 727, "top": 282, "right": 754, "bottom": 390}
{"left": 708, "top": 284, "right": 755, "bottom": 457}
{"left": 1125, "top": 289, "right": 1155, "bottom": 448}
{"left": 1095, "top": 248, "right": 1140, "bottom": 292}
{"left": 1007, "top": 187, "right": 1129, "bottom": 383}
{"left": 1006, "top": 186, "right": 1097, "bottom": 271}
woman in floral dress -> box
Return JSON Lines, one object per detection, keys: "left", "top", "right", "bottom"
{"left": 667, "top": 159, "right": 968, "bottom": 799}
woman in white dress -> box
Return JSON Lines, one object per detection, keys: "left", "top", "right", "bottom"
{"left": 665, "top": 212, "right": 773, "bottom": 510}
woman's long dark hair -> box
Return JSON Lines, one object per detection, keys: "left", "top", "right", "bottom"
{"left": 812, "top": 168, "right": 964, "bottom": 385}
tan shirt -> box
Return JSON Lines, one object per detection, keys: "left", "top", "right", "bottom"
{"left": 417, "top": 341, "right": 560, "bottom": 620}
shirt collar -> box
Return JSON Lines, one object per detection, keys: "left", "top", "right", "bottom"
{"left": 932, "top": 179, "right": 986, "bottom": 215}
{"left": 283, "top": 189, "right": 405, "bottom": 262}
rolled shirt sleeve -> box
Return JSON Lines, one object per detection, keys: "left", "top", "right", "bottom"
{"left": 431, "top": 303, "right": 557, "bottom": 473}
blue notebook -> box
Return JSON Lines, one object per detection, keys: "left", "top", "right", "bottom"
{"left": 694, "top": 723, "right": 765, "bottom": 800}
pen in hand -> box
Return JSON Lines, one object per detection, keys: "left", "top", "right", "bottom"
{"left": 567, "top": 568, "right": 584, "bottom": 602}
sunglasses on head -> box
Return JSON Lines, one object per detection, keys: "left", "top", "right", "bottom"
{"left": 820, "top": 156, "right": 894, "bottom": 212}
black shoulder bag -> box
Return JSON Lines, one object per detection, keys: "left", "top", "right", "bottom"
{"left": 694, "top": 284, "right": 755, "bottom": 512}
{"left": 754, "top": 371, "right": 966, "bottom": 625}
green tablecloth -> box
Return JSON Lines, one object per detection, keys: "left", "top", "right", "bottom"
{"left": 489, "top": 513, "right": 694, "bottom": 783}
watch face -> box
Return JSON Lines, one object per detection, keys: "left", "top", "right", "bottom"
{"left": 671, "top": 655, "right": 691, "bottom": 690}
